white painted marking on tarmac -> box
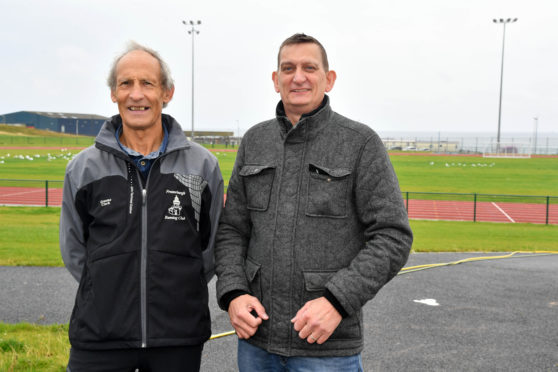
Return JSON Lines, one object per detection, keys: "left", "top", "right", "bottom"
{"left": 491, "top": 202, "right": 515, "bottom": 222}
{"left": 413, "top": 299, "right": 440, "bottom": 306}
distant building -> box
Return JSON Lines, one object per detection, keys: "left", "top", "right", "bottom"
{"left": 382, "top": 138, "right": 459, "bottom": 153}
{"left": 191, "top": 131, "right": 236, "bottom": 146}
{"left": 1, "top": 111, "right": 108, "bottom": 136}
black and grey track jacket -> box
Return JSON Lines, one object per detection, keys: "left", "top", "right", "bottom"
{"left": 60, "top": 114, "right": 223, "bottom": 350}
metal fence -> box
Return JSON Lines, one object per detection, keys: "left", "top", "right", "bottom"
{"left": 0, "top": 179, "right": 64, "bottom": 207}
{"left": 0, "top": 135, "right": 95, "bottom": 146}
{"left": 0, "top": 179, "right": 556, "bottom": 225}
{"left": 381, "top": 135, "right": 558, "bottom": 155}
{"left": 402, "top": 191, "right": 557, "bottom": 225}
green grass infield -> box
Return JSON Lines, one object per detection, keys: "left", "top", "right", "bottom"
{"left": 2, "top": 146, "right": 557, "bottom": 195}
{"left": 0, "top": 207, "right": 556, "bottom": 267}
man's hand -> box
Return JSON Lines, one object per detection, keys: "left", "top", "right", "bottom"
{"left": 228, "top": 294, "right": 269, "bottom": 339}
{"left": 291, "top": 297, "right": 342, "bottom": 345}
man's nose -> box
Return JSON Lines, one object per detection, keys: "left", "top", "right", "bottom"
{"left": 292, "top": 68, "right": 306, "bottom": 83}
{"left": 129, "top": 83, "right": 144, "bottom": 100}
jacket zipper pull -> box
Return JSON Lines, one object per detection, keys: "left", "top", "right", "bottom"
{"left": 142, "top": 189, "right": 147, "bottom": 205}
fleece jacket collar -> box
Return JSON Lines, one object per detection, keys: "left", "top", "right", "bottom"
{"left": 95, "top": 114, "right": 190, "bottom": 157}
{"left": 275, "top": 95, "right": 333, "bottom": 143}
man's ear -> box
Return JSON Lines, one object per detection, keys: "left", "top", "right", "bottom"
{"left": 111, "top": 90, "right": 117, "bottom": 103}
{"left": 272, "top": 71, "right": 280, "bottom": 93}
{"left": 163, "top": 86, "right": 175, "bottom": 104}
{"left": 325, "top": 70, "right": 337, "bottom": 93}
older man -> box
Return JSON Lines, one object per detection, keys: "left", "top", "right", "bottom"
{"left": 60, "top": 42, "right": 223, "bottom": 371}
{"left": 215, "top": 33, "right": 413, "bottom": 371}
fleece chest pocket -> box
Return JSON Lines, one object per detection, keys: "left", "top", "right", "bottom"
{"left": 306, "top": 163, "right": 351, "bottom": 218}
{"left": 239, "top": 165, "right": 275, "bottom": 211}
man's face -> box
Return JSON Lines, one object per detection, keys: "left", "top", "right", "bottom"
{"left": 272, "top": 43, "right": 336, "bottom": 120}
{"left": 111, "top": 50, "right": 173, "bottom": 131}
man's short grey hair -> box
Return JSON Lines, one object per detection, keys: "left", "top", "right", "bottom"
{"left": 107, "top": 41, "right": 175, "bottom": 94}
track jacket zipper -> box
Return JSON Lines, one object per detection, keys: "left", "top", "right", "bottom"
{"left": 140, "top": 185, "right": 147, "bottom": 348}
{"left": 126, "top": 161, "right": 149, "bottom": 348}
{"left": 127, "top": 150, "right": 181, "bottom": 348}
{"left": 134, "top": 156, "right": 167, "bottom": 348}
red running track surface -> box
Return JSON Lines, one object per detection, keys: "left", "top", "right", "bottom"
{"left": 0, "top": 187, "right": 556, "bottom": 225}
{"left": 407, "top": 199, "right": 557, "bottom": 224}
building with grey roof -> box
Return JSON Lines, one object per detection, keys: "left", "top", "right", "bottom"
{"left": 1, "top": 111, "right": 108, "bottom": 136}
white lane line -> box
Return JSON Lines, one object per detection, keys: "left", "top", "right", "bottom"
{"left": 491, "top": 202, "right": 515, "bottom": 223}
{"left": 413, "top": 299, "right": 440, "bottom": 306}
{"left": 2, "top": 189, "right": 44, "bottom": 197}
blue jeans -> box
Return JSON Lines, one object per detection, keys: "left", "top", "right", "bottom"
{"left": 238, "top": 339, "right": 364, "bottom": 372}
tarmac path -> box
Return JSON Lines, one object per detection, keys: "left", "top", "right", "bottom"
{"left": 1, "top": 252, "right": 557, "bottom": 371}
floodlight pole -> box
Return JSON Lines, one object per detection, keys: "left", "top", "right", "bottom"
{"left": 182, "top": 19, "right": 201, "bottom": 141}
{"left": 533, "top": 116, "right": 538, "bottom": 155}
{"left": 493, "top": 18, "right": 517, "bottom": 152}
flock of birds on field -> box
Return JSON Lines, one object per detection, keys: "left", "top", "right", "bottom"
{"left": 0, "top": 149, "right": 76, "bottom": 164}
{"left": 430, "top": 161, "right": 496, "bottom": 168}
{"left": 0, "top": 150, "right": 229, "bottom": 165}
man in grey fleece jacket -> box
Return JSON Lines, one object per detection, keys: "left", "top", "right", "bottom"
{"left": 215, "top": 33, "right": 413, "bottom": 371}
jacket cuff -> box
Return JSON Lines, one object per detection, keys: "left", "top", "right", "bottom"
{"left": 324, "top": 289, "right": 349, "bottom": 318}
{"left": 220, "top": 290, "right": 250, "bottom": 310}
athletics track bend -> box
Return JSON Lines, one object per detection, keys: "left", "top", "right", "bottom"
{"left": 0, "top": 187, "right": 556, "bottom": 224}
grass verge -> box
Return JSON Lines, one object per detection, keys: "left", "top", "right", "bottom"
{"left": 0, "top": 206, "right": 556, "bottom": 266}
{"left": 0, "top": 323, "right": 68, "bottom": 372}
{"left": 0, "top": 207, "right": 62, "bottom": 266}
{"left": 410, "top": 220, "right": 558, "bottom": 252}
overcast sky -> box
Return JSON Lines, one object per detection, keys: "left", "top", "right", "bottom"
{"left": 1, "top": 0, "right": 557, "bottom": 136}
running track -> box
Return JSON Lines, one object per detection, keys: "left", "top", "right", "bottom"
{"left": 0, "top": 186, "right": 556, "bottom": 224}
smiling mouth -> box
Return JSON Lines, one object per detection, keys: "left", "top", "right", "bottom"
{"left": 291, "top": 89, "right": 310, "bottom": 93}
{"left": 129, "top": 106, "right": 149, "bottom": 111}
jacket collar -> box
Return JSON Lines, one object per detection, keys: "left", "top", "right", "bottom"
{"left": 275, "top": 95, "right": 332, "bottom": 142}
{"left": 95, "top": 114, "right": 190, "bottom": 155}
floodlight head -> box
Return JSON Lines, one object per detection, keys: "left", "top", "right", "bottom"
{"left": 506, "top": 18, "right": 511, "bottom": 22}
{"left": 493, "top": 19, "right": 497, "bottom": 23}
{"left": 182, "top": 20, "right": 186, "bottom": 25}
{"left": 190, "top": 20, "right": 194, "bottom": 25}
{"left": 513, "top": 18, "right": 518, "bottom": 22}
{"left": 197, "top": 20, "right": 201, "bottom": 25}
{"left": 500, "top": 18, "right": 504, "bottom": 22}
{"left": 188, "top": 30, "right": 192, "bottom": 34}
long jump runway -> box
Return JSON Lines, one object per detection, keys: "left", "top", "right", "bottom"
{"left": 1, "top": 252, "right": 556, "bottom": 371}
{"left": 1, "top": 187, "right": 556, "bottom": 224}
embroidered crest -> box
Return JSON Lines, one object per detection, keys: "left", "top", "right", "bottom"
{"left": 173, "top": 174, "right": 208, "bottom": 231}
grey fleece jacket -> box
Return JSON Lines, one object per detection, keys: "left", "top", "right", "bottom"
{"left": 215, "top": 96, "right": 413, "bottom": 357}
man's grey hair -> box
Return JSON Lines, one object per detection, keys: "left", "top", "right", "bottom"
{"left": 107, "top": 41, "right": 175, "bottom": 95}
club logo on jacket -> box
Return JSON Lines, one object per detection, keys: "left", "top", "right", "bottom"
{"left": 165, "top": 195, "right": 186, "bottom": 221}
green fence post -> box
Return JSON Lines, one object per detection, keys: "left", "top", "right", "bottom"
{"left": 473, "top": 193, "right": 477, "bottom": 222}
{"left": 546, "top": 196, "right": 550, "bottom": 225}
{"left": 45, "top": 180, "right": 49, "bottom": 207}
{"left": 406, "top": 192, "right": 409, "bottom": 212}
